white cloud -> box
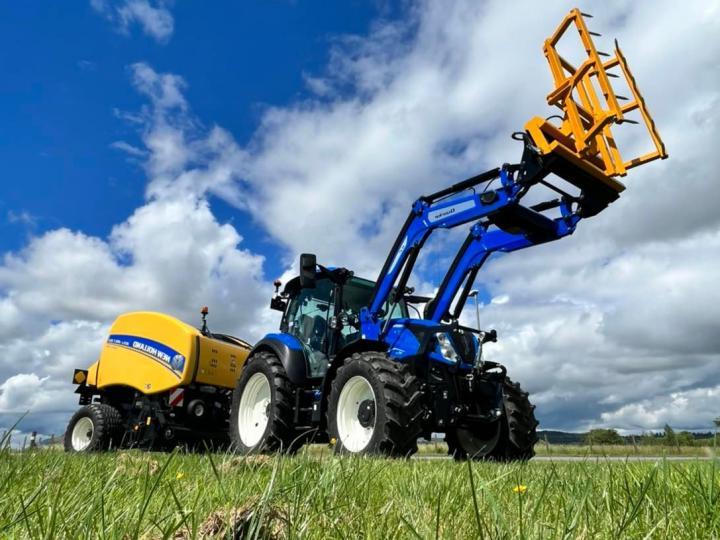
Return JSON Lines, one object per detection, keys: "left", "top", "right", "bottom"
{"left": 3, "top": 1, "right": 720, "bottom": 436}
{"left": 0, "top": 373, "right": 49, "bottom": 412}
{"left": 110, "top": 140, "right": 146, "bottom": 157}
{"left": 7, "top": 210, "right": 37, "bottom": 227}
{"left": 601, "top": 386, "right": 720, "bottom": 431}
{"left": 0, "top": 64, "right": 275, "bottom": 435}
{"left": 91, "top": 0, "right": 174, "bottom": 44}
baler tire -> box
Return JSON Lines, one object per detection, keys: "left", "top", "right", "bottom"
{"left": 328, "top": 351, "right": 423, "bottom": 457}
{"left": 229, "top": 351, "right": 300, "bottom": 455}
{"left": 64, "top": 403, "right": 123, "bottom": 452}
{"left": 447, "top": 377, "right": 538, "bottom": 461}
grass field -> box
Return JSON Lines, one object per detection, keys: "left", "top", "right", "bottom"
{"left": 414, "top": 442, "right": 716, "bottom": 458}
{"left": 1, "top": 447, "right": 718, "bottom": 539}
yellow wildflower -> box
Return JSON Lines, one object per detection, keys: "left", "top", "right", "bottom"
{"left": 512, "top": 484, "right": 527, "bottom": 494}
{"left": 329, "top": 437, "right": 337, "bottom": 447}
{"left": 176, "top": 471, "right": 185, "bottom": 480}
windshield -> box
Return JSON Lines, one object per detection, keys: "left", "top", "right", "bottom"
{"left": 341, "top": 277, "right": 408, "bottom": 320}
{"left": 336, "top": 276, "right": 407, "bottom": 348}
{"left": 283, "top": 275, "right": 410, "bottom": 372}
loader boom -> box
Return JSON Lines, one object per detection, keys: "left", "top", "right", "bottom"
{"left": 368, "top": 7, "right": 667, "bottom": 330}
{"left": 422, "top": 8, "right": 668, "bottom": 325}
{"left": 424, "top": 168, "right": 581, "bottom": 323}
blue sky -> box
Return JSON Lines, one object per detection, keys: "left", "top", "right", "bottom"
{"left": 0, "top": 1, "right": 383, "bottom": 272}
{"left": 1, "top": 1, "right": 719, "bottom": 440}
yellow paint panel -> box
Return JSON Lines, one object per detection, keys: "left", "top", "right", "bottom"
{"left": 87, "top": 362, "right": 99, "bottom": 387}
{"left": 528, "top": 8, "right": 667, "bottom": 184}
{"left": 90, "top": 311, "right": 251, "bottom": 394}
{"left": 195, "top": 336, "right": 250, "bottom": 389}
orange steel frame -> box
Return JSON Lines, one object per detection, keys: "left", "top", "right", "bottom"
{"left": 525, "top": 8, "right": 667, "bottom": 192}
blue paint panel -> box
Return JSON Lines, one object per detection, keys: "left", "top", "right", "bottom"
{"left": 263, "top": 333, "right": 303, "bottom": 351}
{"left": 384, "top": 321, "right": 425, "bottom": 359}
{"left": 107, "top": 334, "right": 185, "bottom": 373}
{"left": 390, "top": 318, "right": 438, "bottom": 327}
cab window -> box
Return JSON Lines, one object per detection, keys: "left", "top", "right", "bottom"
{"left": 338, "top": 277, "right": 408, "bottom": 346}
{"left": 284, "top": 278, "right": 334, "bottom": 377}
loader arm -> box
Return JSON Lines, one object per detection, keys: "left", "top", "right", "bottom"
{"left": 424, "top": 198, "right": 580, "bottom": 323}
{"left": 360, "top": 7, "right": 666, "bottom": 340}
{"left": 361, "top": 140, "right": 585, "bottom": 339}
{"left": 360, "top": 167, "right": 516, "bottom": 339}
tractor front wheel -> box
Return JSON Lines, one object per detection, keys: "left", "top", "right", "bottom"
{"left": 447, "top": 377, "right": 538, "bottom": 461}
{"left": 328, "top": 351, "right": 423, "bottom": 457}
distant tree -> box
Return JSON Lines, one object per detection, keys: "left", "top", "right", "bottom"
{"left": 638, "top": 431, "right": 660, "bottom": 445}
{"left": 663, "top": 424, "right": 677, "bottom": 446}
{"left": 585, "top": 429, "right": 624, "bottom": 445}
{"left": 676, "top": 431, "right": 695, "bottom": 446}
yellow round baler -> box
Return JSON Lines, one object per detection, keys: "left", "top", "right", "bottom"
{"left": 65, "top": 310, "right": 251, "bottom": 451}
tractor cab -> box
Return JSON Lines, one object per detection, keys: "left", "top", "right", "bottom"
{"left": 270, "top": 254, "right": 408, "bottom": 380}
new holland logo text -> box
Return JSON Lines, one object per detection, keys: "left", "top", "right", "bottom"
{"left": 132, "top": 340, "right": 171, "bottom": 362}
{"left": 107, "top": 334, "right": 185, "bottom": 373}
{"left": 428, "top": 200, "right": 476, "bottom": 223}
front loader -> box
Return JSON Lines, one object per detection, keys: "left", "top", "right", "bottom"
{"left": 227, "top": 8, "right": 667, "bottom": 459}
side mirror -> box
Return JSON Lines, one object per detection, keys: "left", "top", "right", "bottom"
{"left": 482, "top": 329, "right": 497, "bottom": 344}
{"left": 270, "top": 296, "right": 287, "bottom": 312}
{"left": 299, "top": 253, "right": 317, "bottom": 289}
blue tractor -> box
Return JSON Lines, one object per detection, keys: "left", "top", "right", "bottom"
{"left": 227, "top": 142, "right": 635, "bottom": 459}
{"left": 228, "top": 9, "right": 667, "bottom": 459}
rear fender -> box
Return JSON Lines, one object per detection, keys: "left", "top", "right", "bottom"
{"left": 250, "top": 334, "right": 310, "bottom": 386}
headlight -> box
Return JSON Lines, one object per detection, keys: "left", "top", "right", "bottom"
{"left": 435, "top": 332, "right": 459, "bottom": 363}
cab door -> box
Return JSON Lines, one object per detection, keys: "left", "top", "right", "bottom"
{"left": 283, "top": 278, "right": 335, "bottom": 378}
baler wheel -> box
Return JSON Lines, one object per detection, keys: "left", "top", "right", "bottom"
{"left": 328, "top": 351, "right": 423, "bottom": 457}
{"left": 229, "top": 351, "right": 300, "bottom": 454}
{"left": 63, "top": 403, "right": 123, "bottom": 452}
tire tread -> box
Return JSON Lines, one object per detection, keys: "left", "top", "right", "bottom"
{"left": 230, "top": 351, "right": 299, "bottom": 454}
{"left": 330, "top": 351, "right": 423, "bottom": 457}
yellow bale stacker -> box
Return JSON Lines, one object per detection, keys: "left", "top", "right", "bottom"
{"left": 64, "top": 309, "right": 251, "bottom": 451}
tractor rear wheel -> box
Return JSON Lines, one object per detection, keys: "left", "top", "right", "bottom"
{"left": 229, "top": 351, "right": 300, "bottom": 454}
{"left": 328, "top": 351, "right": 423, "bottom": 457}
{"left": 447, "top": 377, "right": 538, "bottom": 461}
{"left": 64, "top": 403, "right": 123, "bottom": 452}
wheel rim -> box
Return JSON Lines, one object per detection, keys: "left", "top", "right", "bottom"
{"left": 238, "top": 372, "right": 271, "bottom": 447}
{"left": 336, "top": 375, "right": 376, "bottom": 452}
{"left": 71, "top": 416, "right": 94, "bottom": 451}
